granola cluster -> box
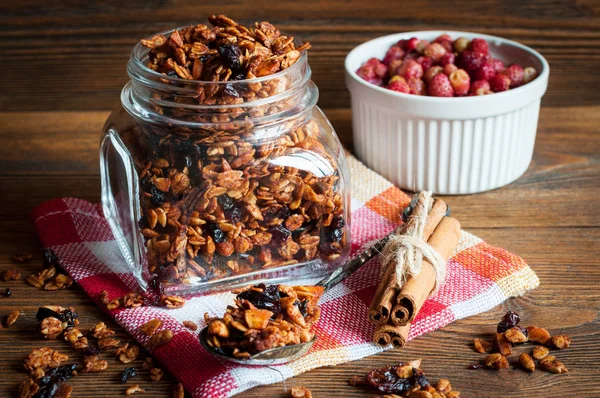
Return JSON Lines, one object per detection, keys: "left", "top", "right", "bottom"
{"left": 126, "top": 15, "right": 348, "bottom": 289}
{"left": 472, "top": 311, "right": 571, "bottom": 374}
{"left": 20, "top": 348, "right": 75, "bottom": 398}
{"left": 349, "top": 359, "right": 461, "bottom": 397}
{"left": 204, "top": 283, "right": 323, "bottom": 358}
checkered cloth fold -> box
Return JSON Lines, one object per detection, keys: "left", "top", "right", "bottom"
{"left": 32, "top": 155, "right": 539, "bottom": 397}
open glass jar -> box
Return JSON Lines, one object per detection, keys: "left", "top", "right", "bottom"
{"left": 100, "top": 30, "right": 350, "bottom": 294}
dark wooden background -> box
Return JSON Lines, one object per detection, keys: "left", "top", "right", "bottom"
{"left": 1, "top": 1, "right": 599, "bottom": 397}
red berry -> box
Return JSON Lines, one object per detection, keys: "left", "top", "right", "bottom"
{"left": 457, "top": 50, "right": 487, "bottom": 73}
{"left": 423, "top": 42, "right": 446, "bottom": 62}
{"left": 523, "top": 67, "right": 538, "bottom": 84}
{"left": 504, "top": 64, "right": 524, "bottom": 87}
{"left": 424, "top": 65, "right": 444, "bottom": 84}
{"left": 417, "top": 56, "right": 433, "bottom": 70}
{"left": 449, "top": 69, "right": 470, "bottom": 96}
{"left": 402, "top": 37, "right": 420, "bottom": 52}
{"left": 387, "top": 75, "right": 410, "bottom": 93}
{"left": 382, "top": 45, "right": 405, "bottom": 65}
{"left": 443, "top": 63, "right": 458, "bottom": 76}
{"left": 388, "top": 59, "right": 404, "bottom": 76}
{"left": 433, "top": 34, "right": 452, "bottom": 43}
{"left": 364, "top": 58, "right": 388, "bottom": 78}
{"left": 428, "top": 73, "right": 454, "bottom": 97}
{"left": 469, "top": 38, "right": 489, "bottom": 54}
{"left": 439, "top": 52, "right": 455, "bottom": 66}
{"left": 489, "top": 74, "right": 511, "bottom": 92}
{"left": 473, "top": 61, "right": 496, "bottom": 81}
{"left": 439, "top": 40, "right": 454, "bottom": 53}
{"left": 416, "top": 40, "right": 430, "bottom": 54}
{"left": 407, "top": 77, "right": 426, "bottom": 95}
{"left": 491, "top": 59, "right": 505, "bottom": 73}
{"left": 470, "top": 79, "right": 491, "bottom": 95}
{"left": 398, "top": 59, "right": 424, "bottom": 80}
{"left": 453, "top": 37, "right": 469, "bottom": 53}
{"left": 356, "top": 65, "right": 380, "bottom": 85}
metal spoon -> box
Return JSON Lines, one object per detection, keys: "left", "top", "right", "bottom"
{"left": 199, "top": 198, "right": 446, "bottom": 365}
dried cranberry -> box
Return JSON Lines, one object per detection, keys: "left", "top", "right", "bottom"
{"left": 209, "top": 224, "right": 226, "bottom": 243}
{"left": 218, "top": 44, "right": 242, "bottom": 71}
{"left": 84, "top": 345, "right": 99, "bottom": 357}
{"left": 149, "top": 185, "right": 166, "bottom": 206}
{"left": 121, "top": 367, "right": 137, "bottom": 383}
{"left": 43, "top": 249, "right": 59, "bottom": 269}
{"left": 365, "top": 365, "right": 411, "bottom": 393}
{"left": 4, "top": 288, "right": 12, "bottom": 297}
{"left": 497, "top": 311, "right": 520, "bottom": 333}
{"left": 269, "top": 225, "right": 291, "bottom": 245}
{"left": 236, "top": 284, "right": 282, "bottom": 317}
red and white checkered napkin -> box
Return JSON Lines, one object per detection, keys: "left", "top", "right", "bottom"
{"left": 32, "top": 155, "right": 539, "bottom": 397}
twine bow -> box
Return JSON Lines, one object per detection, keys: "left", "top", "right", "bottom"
{"left": 380, "top": 191, "right": 447, "bottom": 292}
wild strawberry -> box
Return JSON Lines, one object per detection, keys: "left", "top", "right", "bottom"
{"left": 356, "top": 64, "right": 381, "bottom": 85}
{"left": 364, "top": 58, "right": 388, "bottom": 78}
{"left": 407, "top": 77, "right": 426, "bottom": 95}
{"left": 401, "top": 37, "right": 420, "bottom": 52}
{"left": 383, "top": 45, "right": 405, "bottom": 65}
{"left": 443, "top": 63, "right": 458, "bottom": 76}
{"left": 428, "top": 73, "right": 454, "bottom": 97}
{"left": 416, "top": 40, "right": 430, "bottom": 54}
{"left": 469, "top": 38, "right": 489, "bottom": 54}
{"left": 424, "top": 65, "right": 444, "bottom": 84}
{"left": 388, "top": 59, "right": 404, "bottom": 76}
{"left": 470, "top": 80, "right": 491, "bottom": 95}
{"left": 439, "top": 52, "right": 455, "bottom": 66}
{"left": 491, "top": 59, "right": 505, "bottom": 73}
{"left": 504, "top": 64, "right": 524, "bottom": 87}
{"left": 424, "top": 42, "right": 447, "bottom": 62}
{"left": 523, "top": 67, "right": 538, "bottom": 84}
{"left": 489, "top": 73, "right": 511, "bottom": 92}
{"left": 439, "top": 40, "right": 453, "bottom": 53}
{"left": 398, "top": 59, "right": 423, "bottom": 80}
{"left": 387, "top": 75, "right": 410, "bottom": 93}
{"left": 473, "top": 60, "right": 496, "bottom": 81}
{"left": 449, "top": 69, "right": 470, "bottom": 96}
{"left": 453, "top": 37, "right": 470, "bottom": 53}
{"left": 417, "top": 56, "right": 433, "bottom": 70}
{"left": 433, "top": 34, "right": 452, "bottom": 43}
{"left": 457, "top": 50, "right": 487, "bottom": 73}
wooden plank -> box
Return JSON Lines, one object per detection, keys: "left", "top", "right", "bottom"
{"left": 0, "top": 0, "right": 599, "bottom": 110}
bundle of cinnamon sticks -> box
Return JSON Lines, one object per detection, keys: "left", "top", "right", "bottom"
{"left": 369, "top": 193, "right": 461, "bottom": 347}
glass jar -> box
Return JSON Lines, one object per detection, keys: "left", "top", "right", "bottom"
{"left": 100, "top": 29, "right": 351, "bottom": 294}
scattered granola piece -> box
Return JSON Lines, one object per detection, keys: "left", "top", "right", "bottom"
{"left": 436, "top": 379, "right": 451, "bottom": 393}
{"left": 99, "top": 290, "right": 110, "bottom": 305}
{"left": 532, "top": 346, "right": 550, "bottom": 360}
{"left": 150, "top": 367, "right": 164, "bottom": 382}
{"left": 183, "top": 320, "right": 198, "bottom": 331}
{"left": 55, "top": 384, "right": 73, "bottom": 398}
{"left": 126, "top": 384, "right": 145, "bottom": 395}
{"left": 18, "top": 377, "right": 39, "bottom": 398}
{"left": 82, "top": 355, "right": 108, "bottom": 373}
{"left": 290, "top": 386, "right": 312, "bottom": 398}
{"left": 6, "top": 309, "right": 20, "bottom": 327}
{"left": 142, "top": 357, "right": 154, "bottom": 370}
{"left": 140, "top": 319, "right": 163, "bottom": 336}
{"left": 117, "top": 344, "right": 140, "bottom": 363}
{"left": 504, "top": 327, "right": 528, "bottom": 344}
{"left": 473, "top": 338, "right": 491, "bottom": 353}
{"left": 160, "top": 295, "right": 186, "bottom": 309}
{"left": 518, "top": 353, "right": 535, "bottom": 372}
{"left": 123, "top": 292, "right": 145, "bottom": 308}
{"left": 491, "top": 333, "right": 512, "bottom": 356}
{"left": 64, "top": 328, "right": 88, "bottom": 349}
{"left": 539, "top": 355, "right": 568, "bottom": 374}
{"left": 98, "top": 337, "right": 121, "bottom": 350}
{"left": 91, "top": 322, "right": 115, "bottom": 339}
{"left": 527, "top": 326, "right": 551, "bottom": 345}
{"left": 12, "top": 252, "right": 34, "bottom": 263}
{"left": 148, "top": 329, "right": 173, "bottom": 348}
{"left": 485, "top": 353, "right": 509, "bottom": 370}
{"left": 39, "top": 317, "right": 64, "bottom": 339}
{"left": 551, "top": 335, "right": 571, "bottom": 349}
{"left": 24, "top": 348, "right": 69, "bottom": 374}
{"left": 3, "top": 268, "right": 21, "bottom": 281}
{"left": 173, "top": 383, "right": 185, "bottom": 398}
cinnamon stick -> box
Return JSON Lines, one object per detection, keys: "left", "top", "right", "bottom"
{"left": 373, "top": 323, "right": 410, "bottom": 347}
{"left": 367, "top": 199, "right": 447, "bottom": 325}
{"left": 390, "top": 216, "right": 461, "bottom": 327}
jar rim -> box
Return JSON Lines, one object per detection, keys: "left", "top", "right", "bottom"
{"left": 130, "top": 26, "right": 309, "bottom": 86}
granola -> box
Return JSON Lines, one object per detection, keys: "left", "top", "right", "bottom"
{"left": 204, "top": 283, "right": 322, "bottom": 357}
{"left": 6, "top": 309, "right": 20, "bottom": 327}
{"left": 12, "top": 252, "right": 34, "bottom": 263}
{"left": 3, "top": 268, "right": 22, "bottom": 281}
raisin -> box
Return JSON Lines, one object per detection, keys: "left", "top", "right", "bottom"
{"left": 33, "top": 383, "right": 59, "bottom": 398}
{"left": 36, "top": 307, "right": 62, "bottom": 322}
{"left": 232, "top": 73, "right": 246, "bottom": 80}
{"left": 228, "top": 207, "right": 242, "bottom": 223}
{"left": 413, "top": 368, "right": 429, "bottom": 387}
{"left": 218, "top": 44, "right": 242, "bottom": 71}
{"left": 209, "top": 224, "right": 226, "bottom": 243}
{"left": 84, "top": 345, "right": 99, "bottom": 357}
{"left": 297, "top": 300, "right": 308, "bottom": 317}
{"left": 4, "top": 288, "right": 12, "bottom": 297}
{"left": 149, "top": 185, "right": 166, "bottom": 206}
{"left": 468, "top": 362, "right": 484, "bottom": 369}
{"left": 223, "top": 83, "right": 239, "bottom": 97}
{"left": 497, "top": 311, "right": 520, "bottom": 333}
{"left": 236, "top": 283, "right": 281, "bottom": 317}
{"left": 43, "top": 249, "right": 59, "bottom": 269}
{"left": 166, "top": 69, "right": 178, "bottom": 78}
{"left": 121, "top": 367, "right": 137, "bottom": 383}
{"left": 365, "top": 365, "right": 411, "bottom": 393}
{"left": 331, "top": 216, "right": 345, "bottom": 229}
{"left": 148, "top": 275, "right": 165, "bottom": 298}
{"left": 329, "top": 228, "right": 344, "bottom": 242}
{"left": 270, "top": 225, "right": 291, "bottom": 245}
{"left": 39, "top": 364, "right": 78, "bottom": 386}
{"left": 58, "top": 309, "right": 78, "bottom": 328}
{"left": 218, "top": 195, "right": 235, "bottom": 211}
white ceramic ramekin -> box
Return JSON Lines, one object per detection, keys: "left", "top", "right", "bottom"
{"left": 345, "top": 31, "right": 549, "bottom": 194}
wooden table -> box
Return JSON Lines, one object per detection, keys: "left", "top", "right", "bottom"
{"left": 1, "top": 1, "right": 599, "bottom": 397}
